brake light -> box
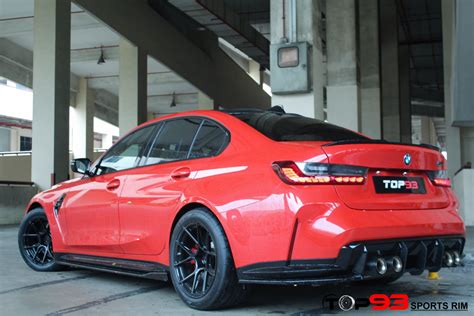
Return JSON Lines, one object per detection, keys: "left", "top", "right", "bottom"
{"left": 273, "top": 161, "right": 367, "bottom": 185}
{"left": 427, "top": 170, "right": 451, "bottom": 187}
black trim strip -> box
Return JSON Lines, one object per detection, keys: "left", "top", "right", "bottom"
{"left": 55, "top": 253, "right": 169, "bottom": 281}
{"left": 323, "top": 139, "right": 441, "bottom": 152}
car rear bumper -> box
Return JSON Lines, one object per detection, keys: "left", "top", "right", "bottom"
{"left": 237, "top": 235, "right": 465, "bottom": 285}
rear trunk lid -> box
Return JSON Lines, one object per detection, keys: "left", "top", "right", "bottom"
{"left": 321, "top": 141, "right": 449, "bottom": 210}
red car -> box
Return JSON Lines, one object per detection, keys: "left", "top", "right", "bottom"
{"left": 18, "top": 108, "right": 465, "bottom": 310}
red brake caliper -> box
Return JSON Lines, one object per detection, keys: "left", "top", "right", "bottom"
{"left": 190, "top": 245, "right": 198, "bottom": 265}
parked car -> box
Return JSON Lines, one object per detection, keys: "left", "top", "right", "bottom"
{"left": 18, "top": 108, "right": 465, "bottom": 310}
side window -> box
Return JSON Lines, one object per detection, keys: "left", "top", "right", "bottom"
{"left": 189, "top": 120, "right": 229, "bottom": 158}
{"left": 96, "top": 125, "right": 156, "bottom": 175}
{"left": 145, "top": 118, "right": 202, "bottom": 165}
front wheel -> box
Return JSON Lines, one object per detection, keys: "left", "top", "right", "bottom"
{"left": 18, "top": 208, "right": 64, "bottom": 272}
{"left": 169, "top": 208, "right": 247, "bottom": 310}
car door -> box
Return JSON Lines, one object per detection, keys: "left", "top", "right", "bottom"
{"left": 63, "top": 124, "right": 157, "bottom": 253}
{"left": 119, "top": 118, "right": 230, "bottom": 255}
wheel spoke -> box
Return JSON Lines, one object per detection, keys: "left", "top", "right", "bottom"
{"left": 23, "top": 234, "right": 40, "bottom": 237}
{"left": 174, "top": 256, "right": 193, "bottom": 267}
{"left": 46, "top": 246, "right": 54, "bottom": 260}
{"left": 24, "top": 243, "right": 40, "bottom": 249}
{"left": 180, "top": 269, "right": 197, "bottom": 284}
{"left": 41, "top": 246, "right": 48, "bottom": 263}
{"left": 176, "top": 240, "right": 193, "bottom": 256}
{"left": 32, "top": 247, "right": 40, "bottom": 261}
{"left": 201, "top": 270, "right": 208, "bottom": 293}
{"left": 182, "top": 226, "right": 200, "bottom": 247}
{"left": 191, "top": 268, "right": 203, "bottom": 293}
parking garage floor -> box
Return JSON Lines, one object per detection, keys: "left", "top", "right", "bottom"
{"left": 1, "top": 225, "right": 473, "bottom": 315}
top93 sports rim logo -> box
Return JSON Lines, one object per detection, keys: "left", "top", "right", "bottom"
{"left": 324, "top": 293, "right": 409, "bottom": 311}
{"left": 323, "top": 294, "right": 469, "bottom": 312}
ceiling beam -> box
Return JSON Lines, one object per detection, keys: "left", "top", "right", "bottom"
{"left": 71, "top": 45, "right": 119, "bottom": 63}
{"left": 0, "top": 38, "right": 79, "bottom": 92}
{"left": 0, "top": 11, "right": 104, "bottom": 37}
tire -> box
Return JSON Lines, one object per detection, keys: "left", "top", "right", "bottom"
{"left": 18, "top": 208, "right": 64, "bottom": 272}
{"left": 169, "top": 208, "right": 247, "bottom": 310}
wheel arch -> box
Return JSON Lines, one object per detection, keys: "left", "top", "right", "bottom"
{"left": 27, "top": 202, "right": 43, "bottom": 213}
{"left": 170, "top": 202, "right": 237, "bottom": 262}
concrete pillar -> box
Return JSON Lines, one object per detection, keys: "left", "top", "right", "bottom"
{"left": 442, "top": 0, "right": 462, "bottom": 178}
{"left": 399, "top": 45, "right": 412, "bottom": 143}
{"left": 197, "top": 91, "right": 214, "bottom": 110}
{"left": 270, "top": 0, "right": 325, "bottom": 119}
{"left": 326, "top": 0, "right": 360, "bottom": 131}
{"left": 32, "top": 0, "right": 70, "bottom": 190}
{"left": 119, "top": 38, "right": 147, "bottom": 136}
{"left": 359, "top": 0, "right": 382, "bottom": 139}
{"left": 73, "top": 78, "right": 94, "bottom": 159}
{"left": 102, "top": 134, "right": 113, "bottom": 149}
{"left": 420, "top": 117, "right": 437, "bottom": 146}
{"left": 379, "top": 0, "right": 401, "bottom": 142}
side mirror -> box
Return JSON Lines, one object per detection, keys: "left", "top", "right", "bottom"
{"left": 71, "top": 158, "right": 91, "bottom": 175}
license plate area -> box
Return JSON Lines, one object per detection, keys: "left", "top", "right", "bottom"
{"left": 373, "top": 176, "right": 426, "bottom": 194}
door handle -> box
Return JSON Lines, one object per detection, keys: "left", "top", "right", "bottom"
{"left": 106, "top": 179, "right": 121, "bottom": 190}
{"left": 171, "top": 167, "right": 191, "bottom": 180}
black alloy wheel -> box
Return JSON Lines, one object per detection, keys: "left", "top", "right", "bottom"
{"left": 169, "top": 208, "right": 247, "bottom": 310}
{"left": 18, "top": 208, "right": 63, "bottom": 271}
{"left": 173, "top": 222, "right": 217, "bottom": 297}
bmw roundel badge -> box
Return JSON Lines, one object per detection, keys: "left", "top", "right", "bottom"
{"left": 403, "top": 153, "right": 411, "bottom": 165}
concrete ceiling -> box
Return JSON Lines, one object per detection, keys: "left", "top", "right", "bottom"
{"left": 0, "top": 0, "right": 200, "bottom": 119}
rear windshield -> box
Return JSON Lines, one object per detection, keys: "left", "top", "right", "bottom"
{"left": 231, "top": 111, "right": 369, "bottom": 142}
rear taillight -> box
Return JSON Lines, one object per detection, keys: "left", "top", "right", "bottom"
{"left": 273, "top": 161, "right": 367, "bottom": 185}
{"left": 427, "top": 170, "right": 451, "bottom": 187}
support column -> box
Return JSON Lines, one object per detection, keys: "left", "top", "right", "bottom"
{"left": 442, "top": 0, "right": 461, "bottom": 178}
{"left": 420, "top": 117, "right": 437, "bottom": 146}
{"left": 399, "top": 45, "right": 412, "bottom": 143}
{"left": 73, "top": 78, "right": 95, "bottom": 159}
{"left": 32, "top": 0, "right": 70, "bottom": 190}
{"left": 119, "top": 38, "right": 147, "bottom": 136}
{"left": 326, "top": 0, "right": 360, "bottom": 131}
{"left": 359, "top": 0, "right": 382, "bottom": 139}
{"left": 270, "top": 0, "right": 325, "bottom": 119}
{"left": 379, "top": 0, "right": 401, "bottom": 142}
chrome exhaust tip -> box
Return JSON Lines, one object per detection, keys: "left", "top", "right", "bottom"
{"left": 376, "top": 257, "right": 388, "bottom": 275}
{"left": 452, "top": 251, "right": 461, "bottom": 266}
{"left": 444, "top": 251, "right": 454, "bottom": 267}
{"left": 392, "top": 256, "right": 403, "bottom": 273}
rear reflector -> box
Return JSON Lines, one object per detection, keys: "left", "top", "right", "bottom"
{"left": 273, "top": 161, "right": 367, "bottom": 185}
{"left": 427, "top": 170, "right": 451, "bottom": 187}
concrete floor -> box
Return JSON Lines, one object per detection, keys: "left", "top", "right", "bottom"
{"left": 1, "top": 225, "right": 473, "bottom": 315}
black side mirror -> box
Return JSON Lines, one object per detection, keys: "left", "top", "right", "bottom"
{"left": 71, "top": 158, "right": 91, "bottom": 175}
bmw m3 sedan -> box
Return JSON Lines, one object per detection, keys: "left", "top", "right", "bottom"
{"left": 19, "top": 107, "right": 465, "bottom": 310}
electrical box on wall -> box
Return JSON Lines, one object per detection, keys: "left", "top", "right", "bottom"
{"left": 270, "top": 42, "right": 310, "bottom": 95}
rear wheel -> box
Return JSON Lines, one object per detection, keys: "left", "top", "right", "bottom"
{"left": 169, "top": 208, "right": 247, "bottom": 310}
{"left": 18, "top": 208, "right": 64, "bottom": 271}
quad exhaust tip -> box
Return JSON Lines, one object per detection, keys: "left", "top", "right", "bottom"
{"left": 376, "top": 257, "right": 388, "bottom": 275}
{"left": 392, "top": 256, "right": 403, "bottom": 273}
{"left": 453, "top": 251, "right": 461, "bottom": 266}
{"left": 444, "top": 251, "right": 454, "bottom": 267}
{"left": 444, "top": 250, "right": 461, "bottom": 267}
